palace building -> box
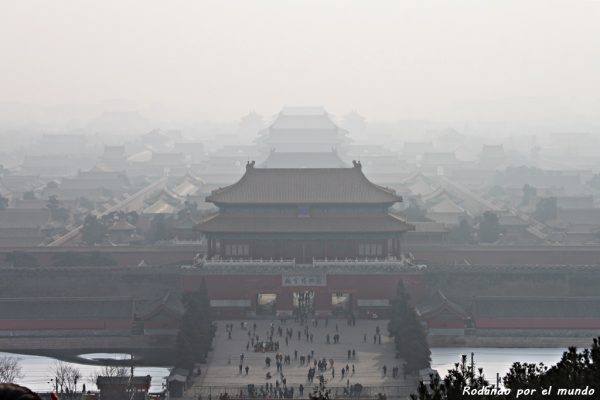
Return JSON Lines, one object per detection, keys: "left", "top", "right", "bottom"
{"left": 192, "top": 161, "right": 424, "bottom": 318}
{"left": 256, "top": 107, "right": 349, "bottom": 153}
{"left": 196, "top": 161, "right": 413, "bottom": 263}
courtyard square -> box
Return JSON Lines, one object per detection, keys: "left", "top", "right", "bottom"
{"left": 191, "top": 318, "right": 416, "bottom": 396}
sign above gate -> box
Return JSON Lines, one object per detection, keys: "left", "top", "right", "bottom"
{"left": 282, "top": 274, "right": 327, "bottom": 287}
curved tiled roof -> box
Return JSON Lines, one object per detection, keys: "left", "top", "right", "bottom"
{"left": 206, "top": 163, "right": 402, "bottom": 205}
{"left": 270, "top": 114, "right": 338, "bottom": 130}
{"left": 109, "top": 219, "right": 137, "bottom": 231}
{"left": 428, "top": 197, "right": 465, "bottom": 214}
{"left": 416, "top": 290, "right": 469, "bottom": 319}
{"left": 197, "top": 213, "right": 413, "bottom": 233}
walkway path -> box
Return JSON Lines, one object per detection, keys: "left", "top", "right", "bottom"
{"left": 184, "top": 318, "right": 416, "bottom": 399}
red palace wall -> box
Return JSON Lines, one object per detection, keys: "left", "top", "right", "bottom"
{"left": 183, "top": 272, "right": 426, "bottom": 318}
{"left": 427, "top": 319, "right": 466, "bottom": 329}
{"left": 475, "top": 319, "right": 600, "bottom": 330}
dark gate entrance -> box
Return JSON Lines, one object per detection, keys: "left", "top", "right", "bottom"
{"left": 256, "top": 293, "right": 277, "bottom": 316}
{"left": 332, "top": 292, "right": 353, "bottom": 317}
{"left": 293, "top": 290, "right": 315, "bottom": 318}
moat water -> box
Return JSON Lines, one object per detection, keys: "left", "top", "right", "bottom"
{"left": 4, "top": 348, "right": 567, "bottom": 393}
{"left": 1, "top": 352, "right": 169, "bottom": 393}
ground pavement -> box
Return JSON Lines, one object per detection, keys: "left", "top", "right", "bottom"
{"left": 185, "top": 318, "right": 416, "bottom": 398}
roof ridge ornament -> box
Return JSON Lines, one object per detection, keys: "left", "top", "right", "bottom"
{"left": 352, "top": 160, "right": 362, "bottom": 169}
{"left": 246, "top": 160, "right": 256, "bottom": 170}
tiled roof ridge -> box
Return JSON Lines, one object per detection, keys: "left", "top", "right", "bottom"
{"left": 206, "top": 161, "right": 401, "bottom": 204}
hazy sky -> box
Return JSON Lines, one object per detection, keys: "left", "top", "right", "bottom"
{"left": 1, "top": 0, "right": 599, "bottom": 124}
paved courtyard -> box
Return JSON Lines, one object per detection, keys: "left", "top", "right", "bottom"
{"left": 190, "top": 318, "right": 415, "bottom": 397}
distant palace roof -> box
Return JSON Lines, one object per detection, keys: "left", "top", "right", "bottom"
{"left": 257, "top": 107, "right": 349, "bottom": 149}
{"left": 206, "top": 162, "right": 402, "bottom": 205}
{"left": 269, "top": 114, "right": 338, "bottom": 130}
{"left": 258, "top": 150, "right": 349, "bottom": 169}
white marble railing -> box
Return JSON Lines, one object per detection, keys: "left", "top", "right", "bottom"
{"left": 196, "top": 256, "right": 426, "bottom": 270}
{"left": 201, "top": 258, "right": 296, "bottom": 268}
{"left": 312, "top": 255, "right": 420, "bottom": 268}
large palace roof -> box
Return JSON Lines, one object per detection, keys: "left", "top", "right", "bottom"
{"left": 206, "top": 162, "right": 402, "bottom": 205}
{"left": 198, "top": 213, "right": 412, "bottom": 233}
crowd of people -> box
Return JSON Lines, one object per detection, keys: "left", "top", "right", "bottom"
{"left": 214, "top": 316, "right": 407, "bottom": 399}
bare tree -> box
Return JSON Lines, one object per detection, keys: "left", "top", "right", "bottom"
{"left": 89, "top": 364, "right": 129, "bottom": 385}
{"left": 0, "top": 355, "right": 23, "bottom": 383}
{"left": 51, "top": 361, "right": 81, "bottom": 397}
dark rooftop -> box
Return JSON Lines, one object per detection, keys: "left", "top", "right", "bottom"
{"left": 206, "top": 162, "right": 402, "bottom": 205}
{"left": 197, "top": 213, "right": 413, "bottom": 233}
